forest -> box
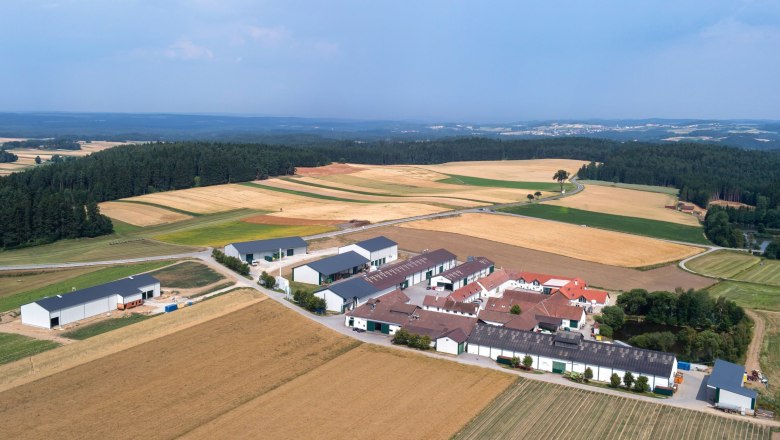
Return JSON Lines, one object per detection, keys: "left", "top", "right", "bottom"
{"left": 1, "top": 137, "right": 779, "bottom": 249}
{"left": 1, "top": 138, "right": 81, "bottom": 150}
{"left": 0, "top": 150, "right": 17, "bottom": 163}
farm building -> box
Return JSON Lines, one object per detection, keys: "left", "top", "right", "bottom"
{"left": 345, "top": 290, "right": 477, "bottom": 355}
{"left": 422, "top": 295, "right": 479, "bottom": 318}
{"left": 447, "top": 268, "right": 520, "bottom": 303}
{"left": 292, "top": 251, "right": 369, "bottom": 285}
{"left": 467, "top": 324, "right": 678, "bottom": 389}
{"left": 515, "top": 271, "right": 609, "bottom": 306}
{"left": 21, "top": 274, "right": 160, "bottom": 329}
{"left": 314, "top": 277, "right": 391, "bottom": 313}
{"left": 338, "top": 236, "right": 398, "bottom": 268}
{"left": 360, "top": 248, "right": 457, "bottom": 291}
{"left": 480, "top": 290, "right": 586, "bottom": 332}
{"left": 706, "top": 359, "right": 757, "bottom": 414}
{"left": 429, "top": 256, "right": 494, "bottom": 291}
{"left": 224, "top": 236, "right": 307, "bottom": 263}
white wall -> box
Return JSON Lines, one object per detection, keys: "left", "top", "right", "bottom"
{"left": 224, "top": 244, "right": 240, "bottom": 260}
{"left": 339, "top": 244, "right": 370, "bottom": 260}
{"left": 316, "top": 290, "right": 346, "bottom": 313}
{"left": 293, "top": 265, "right": 321, "bottom": 285}
{"left": 436, "top": 337, "right": 460, "bottom": 355}
{"left": 21, "top": 303, "right": 51, "bottom": 328}
{"left": 226, "top": 245, "right": 307, "bottom": 263}
{"left": 370, "top": 246, "right": 398, "bottom": 265}
{"left": 719, "top": 389, "right": 754, "bottom": 412}
{"left": 344, "top": 316, "right": 400, "bottom": 334}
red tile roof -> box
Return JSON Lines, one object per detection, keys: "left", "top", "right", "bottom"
{"left": 476, "top": 269, "right": 511, "bottom": 291}
{"left": 448, "top": 282, "right": 483, "bottom": 302}
{"left": 556, "top": 285, "right": 610, "bottom": 304}
{"left": 423, "top": 295, "right": 479, "bottom": 315}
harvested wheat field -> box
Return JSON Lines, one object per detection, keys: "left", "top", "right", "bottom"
{"left": 296, "top": 162, "right": 366, "bottom": 176}
{"left": 241, "top": 214, "right": 345, "bottom": 226}
{"left": 418, "top": 159, "right": 589, "bottom": 182}
{"left": 340, "top": 227, "right": 715, "bottom": 291}
{"left": 184, "top": 344, "right": 514, "bottom": 440}
{"left": 98, "top": 201, "right": 192, "bottom": 226}
{"left": 0, "top": 296, "right": 360, "bottom": 439}
{"left": 401, "top": 213, "right": 703, "bottom": 267}
{"left": 547, "top": 184, "right": 699, "bottom": 226}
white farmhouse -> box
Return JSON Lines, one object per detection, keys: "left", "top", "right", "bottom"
{"left": 21, "top": 274, "right": 161, "bottom": 329}
{"left": 338, "top": 236, "right": 398, "bottom": 268}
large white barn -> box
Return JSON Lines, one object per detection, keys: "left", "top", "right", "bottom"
{"left": 706, "top": 359, "right": 757, "bottom": 414}
{"left": 293, "top": 251, "right": 369, "bottom": 285}
{"left": 224, "top": 236, "right": 307, "bottom": 263}
{"left": 21, "top": 274, "right": 161, "bottom": 329}
{"left": 467, "top": 324, "right": 678, "bottom": 389}
{"left": 338, "top": 236, "right": 398, "bottom": 268}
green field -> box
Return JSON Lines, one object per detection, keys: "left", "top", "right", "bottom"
{"left": 0, "top": 267, "right": 101, "bottom": 298}
{"left": 154, "top": 221, "right": 335, "bottom": 247}
{"left": 707, "top": 281, "right": 780, "bottom": 312}
{"left": 439, "top": 174, "right": 571, "bottom": 192}
{"left": 454, "top": 380, "right": 771, "bottom": 439}
{"left": 500, "top": 204, "right": 710, "bottom": 245}
{"left": 189, "top": 281, "right": 236, "bottom": 298}
{"left": 240, "top": 182, "right": 376, "bottom": 203}
{"left": 0, "top": 261, "right": 174, "bottom": 312}
{"left": 149, "top": 261, "right": 225, "bottom": 288}
{"left": 0, "top": 333, "right": 60, "bottom": 366}
{"left": 735, "top": 260, "right": 780, "bottom": 286}
{"left": 578, "top": 180, "right": 679, "bottom": 195}
{"left": 61, "top": 314, "right": 154, "bottom": 340}
{"left": 686, "top": 251, "right": 761, "bottom": 278}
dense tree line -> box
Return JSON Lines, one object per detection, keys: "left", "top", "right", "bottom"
{"left": 2, "top": 138, "right": 81, "bottom": 150}
{"left": 703, "top": 206, "right": 745, "bottom": 247}
{"left": 391, "top": 328, "right": 432, "bottom": 350}
{"left": 211, "top": 249, "right": 250, "bottom": 276}
{"left": 0, "top": 150, "right": 17, "bottom": 163}
{"left": 615, "top": 288, "right": 751, "bottom": 363}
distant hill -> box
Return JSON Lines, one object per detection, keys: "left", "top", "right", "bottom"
{"left": 0, "top": 112, "right": 778, "bottom": 149}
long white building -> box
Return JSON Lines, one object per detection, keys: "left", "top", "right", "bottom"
{"left": 224, "top": 236, "right": 307, "bottom": 263}
{"left": 21, "top": 274, "right": 161, "bottom": 329}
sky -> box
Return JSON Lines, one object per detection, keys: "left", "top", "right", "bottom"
{"left": 1, "top": 0, "right": 779, "bottom": 122}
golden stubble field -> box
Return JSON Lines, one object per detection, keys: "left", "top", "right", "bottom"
{"left": 546, "top": 184, "right": 700, "bottom": 226}
{"left": 1, "top": 141, "right": 139, "bottom": 175}
{"left": 401, "top": 213, "right": 704, "bottom": 268}
{"left": 0, "top": 293, "right": 514, "bottom": 440}
{"left": 99, "top": 201, "right": 193, "bottom": 226}
{"left": 417, "top": 158, "right": 589, "bottom": 181}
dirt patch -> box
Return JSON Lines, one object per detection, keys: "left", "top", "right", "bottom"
{"left": 240, "top": 214, "right": 345, "bottom": 226}
{"left": 0, "top": 289, "right": 264, "bottom": 393}
{"left": 183, "top": 344, "right": 514, "bottom": 440}
{"left": 296, "top": 163, "right": 366, "bottom": 176}
{"left": 342, "top": 226, "right": 715, "bottom": 292}
{"left": 745, "top": 309, "right": 764, "bottom": 372}
{"left": 400, "top": 213, "right": 704, "bottom": 268}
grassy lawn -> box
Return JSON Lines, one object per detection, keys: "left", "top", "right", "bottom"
{"left": 149, "top": 261, "right": 225, "bottom": 288}
{"left": 577, "top": 180, "right": 679, "bottom": 195}
{"left": 0, "top": 333, "right": 60, "bottom": 365}
{"left": 438, "top": 174, "right": 570, "bottom": 192}
{"left": 757, "top": 311, "right": 780, "bottom": 415}
{"left": 0, "top": 261, "right": 175, "bottom": 312}
{"left": 290, "top": 280, "right": 319, "bottom": 295}
{"left": 0, "top": 267, "right": 101, "bottom": 299}
{"left": 154, "top": 221, "right": 336, "bottom": 247}
{"left": 686, "top": 250, "right": 761, "bottom": 279}
{"left": 240, "top": 182, "right": 377, "bottom": 203}
{"left": 734, "top": 259, "right": 780, "bottom": 286}
{"left": 500, "top": 204, "right": 710, "bottom": 245}
{"left": 706, "top": 281, "right": 780, "bottom": 312}
{"left": 61, "top": 314, "right": 154, "bottom": 340}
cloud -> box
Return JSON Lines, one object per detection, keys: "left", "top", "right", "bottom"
{"left": 165, "top": 39, "right": 214, "bottom": 60}
{"left": 246, "top": 25, "right": 291, "bottom": 46}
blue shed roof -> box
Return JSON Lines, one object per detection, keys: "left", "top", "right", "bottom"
{"left": 708, "top": 359, "right": 758, "bottom": 399}
{"left": 34, "top": 274, "right": 160, "bottom": 312}
{"left": 321, "top": 277, "right": 380, "bottom": 301}
{"left": 354, "top": 236, "right": 397, "bottom": 252}
{"left": 306, "top": 251, "right": 369, "bottom": 276}
{"left": 229, "top": 236, "right": 307, "bottom": 254}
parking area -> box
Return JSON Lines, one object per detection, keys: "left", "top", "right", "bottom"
{"left": 403, "top": 281, "right": 440, "bottom": 306}
{"left": 674, "top": 369, "right": 710, "bottom": 407}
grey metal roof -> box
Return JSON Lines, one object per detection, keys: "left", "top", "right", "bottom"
{"left": 708, "top": 359, "right": 758, "bottom": 399}
{"left": 306, "top": 251, "right": 369, "bottom": 276}
{"left": 321, "top": 277, "right": 380, "bottom": 301}
{"left": 354, "top": 236, "right": 397, "bottom": 253}
{"left": 35, "top": 274, "right": 160, "bottom": 312}
{"left": 229, "top": 236, "right": 306, "bottom": 254}
{"left": 362, "top": 248, "right": 457, "bottom": 290}
{"left": 468, "top": 324, "right": 676, "bottom": 378}
{"left": 436, "top": 257, "right": 494, "bottom": 281}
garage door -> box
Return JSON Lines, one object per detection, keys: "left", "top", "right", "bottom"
{"left": 552, "top": 361, "right": 566, "bottom": 374}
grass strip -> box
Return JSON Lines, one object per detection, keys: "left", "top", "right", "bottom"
{"left": 0, "top": 333, "right": 60, "bottom": 365}
{"left": 60, "top": 314, "right": 154, "bottom": 340}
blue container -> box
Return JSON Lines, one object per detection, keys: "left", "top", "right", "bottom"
{"left": 678, "top": 361, "right": 691, "bottom": 371}
{"left": 187, "top": 301, "right": 193, "bottom": 306}
{"left": 164, "top": 304, "right": 178, "bottom": 313}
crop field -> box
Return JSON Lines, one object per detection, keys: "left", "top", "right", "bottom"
{"left": 154, "top": 220, "right": 336, "bottom": 247}
{"left": 0, "top": 261, "right": 174, "bottom": 312}
{"left": 0, "top": 267, "right": 101, "bottom": 298}
{"left": 546, "top": 184, "right": 699, "bottom": 226}
{"left": 417, "top": 158, "right": 588, "bottom": 182}
{"left": 707, "top": 281, "right": 780, "bottom": 312}
{"left": 60, "top": 313, "right": 154, "bottom": 340}
{"left": 577, "top": 179, "right": 680, "bottom": 195}
{"left": 734, "top": 260, "right": 780, "bottom": 286}
{"left": 148, "top": 261, "right": 225, "bottom": 288}
{"left": 0, "top": 296, "right": 513, "bottom": 439}
{"left": 687, "top": 251, "right": 762, "bottom": 279}
{"left": 454, "top": 380, "right": 772, "bottom": 440}
{"left": 401, "top": 213, "right": 704, "bottom": 268}
{"left": 99, "top": 200, "right": 193, "bottom": 226}
{"left": 0, "top": 333, "right": 60, "bottom": 366}
{"left": 437, "top": 174, "right": 570, "bottom": 192}
{"left": 758, "top": 311, "right": 780, "bottom": 392}
{"left": 0, "top": 141, "right": 136, "bottom": 174}
{"left": 184, "top": 344, "right": 514, "bottom": 439}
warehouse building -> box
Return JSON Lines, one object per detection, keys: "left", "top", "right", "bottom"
{"left": 338, "top": 236, "right": 398, "bottom": 268}
{"left": 224, "top": 236, "right": 307, "bottom": 263}
{"left": 314, "top": 277, "right": 391, "bottom": 313}
{"left": 21, "top": 274, "right": 161, "bottom": 329}
{"left": 467, "top": 324, "right": 678, "bottom": 389}
{"left": 293, "top": 251, "right": 369, "bottom": 285}
{"left": 429, "top": 257, "right": 494, "bottom": 291}
{"left": 361, "top": 248, "right": 457, "bottom": 291}
{"left": 706, "top": 359, "right": 757, "bottom": 414}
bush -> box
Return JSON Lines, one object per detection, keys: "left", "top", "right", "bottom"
{"left": 510, "top": 304, "right": 522, "bottom": 315}
{"left": 392, "top": 328, "right": 410, "bottom": 345}
{"left": 623, "top": 371, "right": 635, "bottom": 389}
{"left": 634, "top": 375, "right": 650, "bottom": 393}
{"left": 212, "top": 249, "right": 250, "bottom": 276}
{"left": 260, "top": 271, "right": 276, "bottom": 289}
{"left": 609, "top": 373, "right": 621, "bottom": 388}
{"left": 511, "top": 356, "right": 520, "bottom": 368}
{"left": 600, "top": 306, "right": 625, "bottom": 330}
{"left": 292, "top": 289, "right": 326, "bottom": 314}
{"left": 599, "top": 323, "right": 613, "bottom": 338}
{"left": 522, "top": 355, "right": 533, "bottom": 369}
{"left": 584, "top": 367, "right": 593, "bottom": 382}
{"left": 392, "top": 329, "right": 430, "bottom": 350}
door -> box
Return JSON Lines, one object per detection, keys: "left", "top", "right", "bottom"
{"left": 50, "top": 316, "right": 60, "bottom": 327}
{"left": 245, "top": 253, "right": 253, "bottom": 263}
{"left": 425, "top": 270, "right": 433, "bottom": 280}
{"left": 287, "top": 248, "right": 294, "bottom": 256}
{"left": 552, "top": 361, "right": 566, "bottom": 374}
{"left": 400, "top": 280, "right": 409, "bottom": 289}
{"left": 381, "top": 324, "right": 390, "bottom": 334}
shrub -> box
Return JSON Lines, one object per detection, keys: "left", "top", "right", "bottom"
{"left": 291, "top": 289, "right": 326, "bottom": 314}
{"left": 392, "top": 328, "right": 410, "bottom": 345}
{"left": 511, "top": 356, "right": 520, "bottom": 368}
{"left": 623, "top": 371, "right": 635, "bottom": 389}
{"left": 599, "top": 323, "right": 613, "bottom": 338}
{"left": 212, "top": 249, "right": 250, "bottom": 276}
{"left": 392, "top": 329, "right": 431, "bottom": 350}
{"left": 260, "top": 271, "right": 276, "bottom": 289}
{"left": 510, "top": 304, "right": 522, "bottom": 315}
{"left": 522, "top": 355, "right": 533, "bottom": 369}
{"left": 584, "top": 367, "right": 593, "bottom": 382}
{"left": 609, "top": 373, "right": 621, "bottom": 388}
{"left": 634, "top": 375, "right": 650, "bottom": 393}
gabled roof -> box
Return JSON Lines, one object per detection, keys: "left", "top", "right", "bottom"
{"left": 440, "top": 328, "right": 469, "bottom": 343}
{"left": 353, "top": 236, "right": 397, "bottom": 252}
{"left": 322, "top": 277, "right": 380, "bottom": 301}
{"left": 435, "top": 257, "right": 494, "bottom": 282}
{"left": 228, "top": 236, "right": 306, "bottom": 254}
{"left": 361, "top": 248, "right": 456, "bottom": 290}
{"left": 557, "top": 285, "right": 610, "bottom": 304}
{"left": 305, "top": 251, "right": 369, "bottom": 276}
{"left": 708, "top": 359, "right": 758, "bottom": 399}
{"left": 423, "top": 295, "right": 479, "bottom": 315}
{"left": 476, "top": 269, "right": 511, "bottom": 291}
{"left": 468, "top": 324, "right": 677, "bottom": 378}
{"left": 34, "top": 274, "right": 159, "bottom": 312}
{"left": 478, "top": 309, "right": 518, "bottom": 325}
{"left": 449, "top": 283, "right": 483, "bottom": 302}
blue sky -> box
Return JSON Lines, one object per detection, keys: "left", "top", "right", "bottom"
{"left": 1, "top": 0, "right": 779, "bottom": 121}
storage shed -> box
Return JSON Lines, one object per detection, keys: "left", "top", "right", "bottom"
{"left": 21, "top": 274, "right": 160, "bottom": 329}
{"left": 338, "top": 236, "right": 398, "bottom": 268}
{"left": 706, "top": 359, "right": 757, "bottom": 414}
{"left": 314, "top": 277, "right": 391, "bottom": 313}
{"left": 224, "top": 236, "right": 307, "bottom": 263}
{"left": 292, "top": 251, "right": 369, "bottom": 285}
